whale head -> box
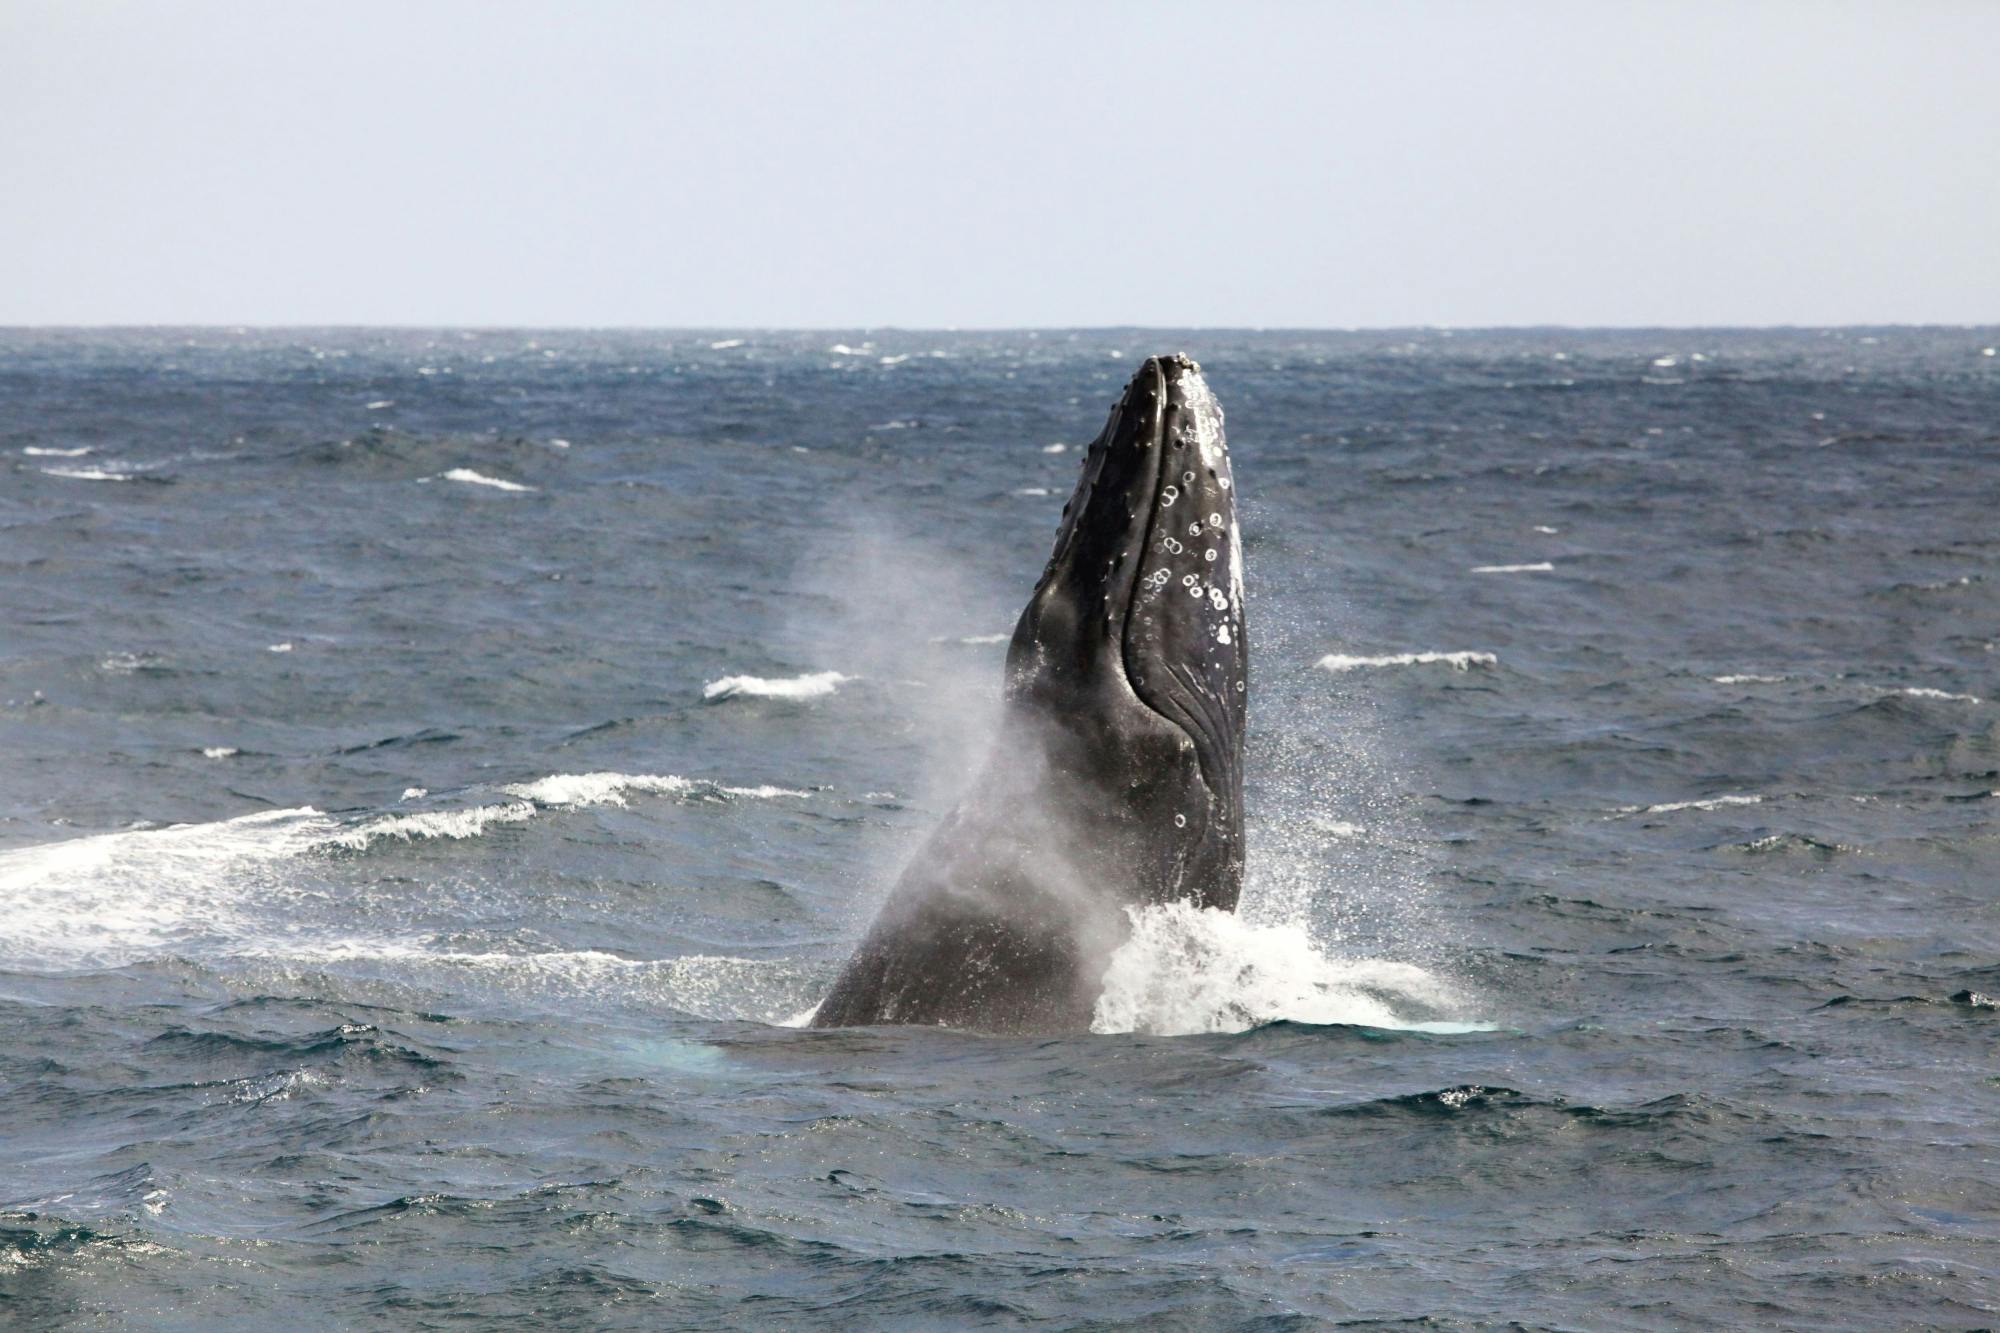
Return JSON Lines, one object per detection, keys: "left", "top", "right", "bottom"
{"left": 1005, "top": 354, "right": 1247, "bottom": 910}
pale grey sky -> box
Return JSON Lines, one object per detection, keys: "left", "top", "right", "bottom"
{"left": 4, "top": 1, "right": 1995, "bottom": 327}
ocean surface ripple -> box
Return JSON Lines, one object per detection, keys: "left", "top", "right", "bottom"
{"left": 1, "top": 328, "right": 1995, "bottom": 1329}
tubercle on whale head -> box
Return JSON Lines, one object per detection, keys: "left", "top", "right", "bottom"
{"left": 1002, "top": 354, "right": 1248, "bottom": 904}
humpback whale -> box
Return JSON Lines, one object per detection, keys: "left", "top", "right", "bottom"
{"left": 813, "top": 355, "right": 1247, "bottom": 1032}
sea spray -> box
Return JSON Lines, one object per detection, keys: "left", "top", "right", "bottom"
{"left": 1091, "top": 901, "right": 1476, "bottom": 1035}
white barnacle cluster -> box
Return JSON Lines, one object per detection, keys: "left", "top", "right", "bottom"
{"left": 1179, "top": 370, "right": 1228, "bottom": 473}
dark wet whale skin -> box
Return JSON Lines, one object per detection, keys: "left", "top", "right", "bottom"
{"left": 813, "top": 355, "right": 1246, "bottom": 1032}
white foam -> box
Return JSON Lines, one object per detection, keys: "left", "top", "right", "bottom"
{"left": 1614, "top": 794, "right": 1764, "bottom": 816}
{"left": 1893, "top": 687, "right": 1982, "bottom": 704}
{"left": 40, "top": 467, "right": 129, "bottom": 482}
{"left": 708, "top": 338, "right": 745, "bottom": 350}
{"left": 267, "top": 642, "right": 293, "bottom": 653}
{"left": 201, "top": 746, "right": 239, "bottom": 760}
{"left": 321, "top": 802, "right": 535, "bottom": 850}
{"left": 1013, "top": 487, "right": 1051, "bottom": 497}
{"left": 828, "top": 343, "right": 871, "bottom": 356}
{"left": 1042, "top": 442, "right": 1068, "bottom": 454}
{"left": 22, "top": 446, "right": 92, "bottom": 457}
{"left": 1317, "top": 651, "right": 1496, "bottom": 673}
{"left": 365, "top": 399, "right": 395, "bottom": 410}
{"left": 1092, "top": 903, "right": 1481, "bottom": 1036}
{"left": 436, "top": 468, "right": 534, "bottom": 492}
{"left": 505, "top": 771, "right": 811, "bottom": 809}
{"left": 288, "top": 942, "right": 818, "bottom": 1023}
{"left": 1532, "top": 524, "right": 1559, "bottom": 534}
{"left": 703, "top": 670, "right": 850, "bottom": 701}
{"left": 0, "top": 809, "right": 336, "bottom": 968}
{"left": 400, "top": 787, "right": 427, "bottom": 802}
{"left": 1470, "top": 562, "right": 1554, "bottom": 574}
{"left": 503, "top": 772, "right": 695, "bottom": 807}
{"left": 1713, "top": 673, "right": 1787, "bottom": 685}
{"left": 878, "top": 354, "right": 910, "bottom": 366}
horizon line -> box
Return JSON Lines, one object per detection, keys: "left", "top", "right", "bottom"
{"left": 3, "top": 321, "right": 1997, "bottom": 335}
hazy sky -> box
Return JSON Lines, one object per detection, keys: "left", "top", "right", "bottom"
{"left": 5, "top": 1, "right": 1995, "bottom": 327}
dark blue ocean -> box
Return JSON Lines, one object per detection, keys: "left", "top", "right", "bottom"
{"left": 1, "top": 329, "right": 1994, "bottom": 1329}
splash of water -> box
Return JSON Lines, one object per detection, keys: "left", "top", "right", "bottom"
{"left": 1091, "top": 902, "right": 1481, "bottom": 1036}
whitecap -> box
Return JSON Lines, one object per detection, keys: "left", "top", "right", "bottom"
{"left": 708, "top": 338, "right": 746, "bottom": 350}
{"left": 321, "top": 802, "right": 535, "bottom": 850}
{"left": 201, "top": 746, "right": 239, "bottom": 759}
{"left": 365, "top": 399, "right": 395, "bottom": 410}
{"left": 503, "top": 772, "right": 696, "bottom": 807}
{"left": 1892, "top": 686, "right": 1982, "bottom": 704}
{"left": 1041, "top": 443, "right": 1068, "bottom": 454}
{"left": 22, "top": 446, "right": 92, "bottom": 457}
{"left": 1013, "top": 487, "right": 1051, "bottom": 497}
{"left": 1713, "top": 673, "right": 1787, "bottom": 685}
{"left": 1613, "top": 794, "right": 1764, "bottom": 816}
{"left": 0, "top": 809, "right": 336, "bottom": 969}
{"left": 703, "top": 670, "right": 850, "bottom": 701}
{"left": 435, "top": 468, "right": 534, "bottom": 492}
{"left": 1317, "top": 651, "right": 1496, "bottom": 673}
{"left": 40, "top": 467, "right": 129, "bottom": 482}
{"left": 1470, "top": 562, "right": 1554, "bottom": 574}
{"left": 503, "top": 771, "right": 811, "bottom": 808}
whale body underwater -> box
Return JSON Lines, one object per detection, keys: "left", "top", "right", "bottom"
{"left": 813, "top": 355, "right": 1248, "bottom": 1032}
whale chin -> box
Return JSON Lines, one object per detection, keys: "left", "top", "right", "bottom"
{"left": 812, "top": 354, "right": 1248, "bottom": 1033}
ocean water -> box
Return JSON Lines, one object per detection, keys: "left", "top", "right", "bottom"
{"left": 0, "top": 328, "right": 1994, "bottom": 1329}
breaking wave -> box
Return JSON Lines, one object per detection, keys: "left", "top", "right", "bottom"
{"left": 1317, "top": 650, "right": 1497, "bottom": 673}
{"left": 703, "top": 670, "right": 851, "bottom": 701}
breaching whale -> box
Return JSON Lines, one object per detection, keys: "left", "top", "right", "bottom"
{"left": 813, "top": 354, "right": 1247, "bottom": 1032}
